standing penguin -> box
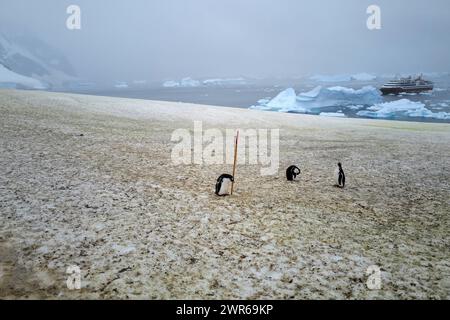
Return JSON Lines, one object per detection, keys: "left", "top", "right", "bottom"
{"left": 286, "top": 165, "right": 301, "bottom": 181}
{"left": 337, "top": 162, "right": 345, "bottom": 188}
{"left": 215, "top": 174, "right": 234, "bottom": 196}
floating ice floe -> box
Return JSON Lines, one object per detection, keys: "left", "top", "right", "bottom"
{"left": 251, "top": 86, "right": 382, "bottom": 113}
{"left": 357, "top": 99, "right": 450, "bottom": 120}
{"left": 163, "top": 80, "right": 179, "bottom": 88}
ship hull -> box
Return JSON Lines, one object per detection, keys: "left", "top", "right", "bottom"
{"left": 380, "top": 86, "right": 433, "bottom": 95}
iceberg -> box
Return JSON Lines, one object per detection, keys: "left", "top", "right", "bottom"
{"left": 251, "top": 85, "right": 382, "bottom": 113}
{"left": 421, "top": 72, "right": 450, "bottom": 78}
{"left": 310, "top": 74, "right": 352, "bottom": 82}
{"left": 351, "top": 73, "right": 377, "bottom": 81}
{"left": 180, "top": 77, "right": 201, "bottom": 87}
{"left": 322, "top": 86, "right": 383, "bottom": 107}
{"left": 310, "top": 73, "right": 377, "bottom": 82}
{"left": 297, "top": 86, "right": 322, "bottom": 100}
{"left": 114, "top": 81, "right": 128, "bottom": 89}
{"left": 257, "top": 98, "right": 271, "bottom": 105}
{"left": 319, "top": 112, "right": 346, "bottom": 118}
{"left": 266, "top": 88, "right": 297, "bottom": 109}
{"left": 203, "top": 78, "right": 246, "bottom": 86}
{"left": 163, "top": 80, "right": 180, "bottom": 88}
{"left": 163, "top": 77, "right": 201, "bottom": 88}
{"left": 357, "top": 99, "right": 450, "bottom": 120}
{"left": 347, "top": 105, "right": 364, "bottom": 110}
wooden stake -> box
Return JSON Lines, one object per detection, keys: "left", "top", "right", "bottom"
{"left": 231, "top": 130, "right": 239, "bottom": 195}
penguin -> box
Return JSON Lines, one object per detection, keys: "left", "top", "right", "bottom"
{"left": 215, "top": 174, "right": 234, "bottom": 196}
{"left": 286, "top": 165, "right": 301, "bottom": 181}
{"left": 337, "top": 162, "right": 345, "bottom": 188}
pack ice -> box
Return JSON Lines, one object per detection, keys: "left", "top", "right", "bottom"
{"left": 251, "top": 86, "right": 382, "bottom": 113}
{"left": 357, "top": 99, "right": 450, "bottom": 120}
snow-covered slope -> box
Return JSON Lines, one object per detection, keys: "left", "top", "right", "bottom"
{"left": 0, "top": 33, "right": 76, "bottom": 89}
{"left": 0, "top": 63, "right": 46, "bottom": 89}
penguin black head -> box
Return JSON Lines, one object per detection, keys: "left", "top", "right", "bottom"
{"left": 338, "top": 162, "right": 342, "bottom": 168}
{"left": 215, "top": 174, "right": 234, "bottom": 196}
{"left": 286, "top": 165, "right": 301, "bottom": 181}
{"left": 217, "top": 174, "right": 234, "bottom": 182}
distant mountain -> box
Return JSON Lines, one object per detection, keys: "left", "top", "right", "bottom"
{"left": 0, "top": 32, "right": 77, "bottom": 89}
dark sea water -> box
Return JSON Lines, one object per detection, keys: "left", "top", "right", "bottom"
{"left": 61, "top": 75, "right": 450, "bottom": 123}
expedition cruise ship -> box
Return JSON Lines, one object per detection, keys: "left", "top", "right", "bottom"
{"left": 380, "top": 75, "right": 434, "bottom": 95}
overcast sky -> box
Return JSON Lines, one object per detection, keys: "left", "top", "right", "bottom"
{"left": 1, "top": 0, "right": 449, "bottom": 82}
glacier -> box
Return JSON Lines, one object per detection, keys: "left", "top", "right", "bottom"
{"left": 0, "top": 63, "right": 47, "bottom": 89}
{"left": 0, "top": 32, "right": 76, "bottom": 89}
{"left": 357, "top": 99, "right": 450, "bottom": 120}
{"left": 250, "top": 86, "right": 383, "bottom": 113}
